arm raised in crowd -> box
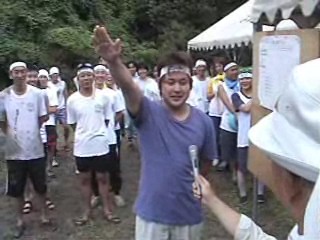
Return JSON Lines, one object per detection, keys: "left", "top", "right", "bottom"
{"left": 93, "top": 26, "right": 142, "bottom": 117}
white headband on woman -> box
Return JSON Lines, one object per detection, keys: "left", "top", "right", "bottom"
{"left": 9, "top": 62, "right": 27, "bottom": 71}
{"left": 94, "top": 65, "right": 110, "bottom": 73}
{"left": 159, "top": 65, "right": 191, "bottom": 79}
{"left": 77, "top": 68, "right": 94, "bottom": 76}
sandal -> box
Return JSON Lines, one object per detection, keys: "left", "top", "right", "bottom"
{"left": 74, "top": 217, "right": 90, "bottom": 226}
{"left": 22, "top": 201, "right": 32, "bottom": 214}
{"left": 104, "top": 214, "right": 121, "bottom": 224}
{"left": 46, "top": 199, "right": 55, "bottom": 210}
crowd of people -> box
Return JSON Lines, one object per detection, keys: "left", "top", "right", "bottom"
{"left": 0, "top": 25, "right": 319, "bottom": 240}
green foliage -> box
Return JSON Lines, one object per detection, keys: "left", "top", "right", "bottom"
{"left": 0, "top": 0, "right": 246, "bottom": 80}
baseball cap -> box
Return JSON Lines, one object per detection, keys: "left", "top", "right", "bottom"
{"left": 194, "top": 59, "right": 207, "bottom": 68}
{"left": 49, "top": 67, "right": 60, "bottom": 75}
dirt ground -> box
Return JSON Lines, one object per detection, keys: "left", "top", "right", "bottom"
{"left": 0, "top": 130, "right": 294, "bottom": 240}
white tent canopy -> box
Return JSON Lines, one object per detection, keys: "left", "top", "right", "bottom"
{"left": 188, "top": 1, "right": 255, "bottom": 50}
{"left": 250, "top": 0, "right": 320, "bottom": 23}
{"left": 187, "top": 1, "right": 300, "bottom": 50}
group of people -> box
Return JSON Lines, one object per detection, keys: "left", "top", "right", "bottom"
{"left": 0, "top": 24, "right": 319, "bottom": 240}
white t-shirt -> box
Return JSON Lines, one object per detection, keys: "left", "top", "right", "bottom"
{"left": 0, "top": 85, "right": 47, "bottom": 160}
{"left": 114, "top": 89, "right": 125, "bottom": 131}
{"left": 134, "top": 77, "right": 160, "bottom": 101}
{"left": 220, "top": 82, "right": 239, "bottom": 133}
{"left": 40, "top": 90, "right": 49, "bottom": 143}
{"left": 67, "top": 89, "right": 113, "bottom": 157}
{"left": 233, "top": 91, "right": 251, "bottom": 147}
{"left": 44, "top": 86, "right": 58, "bottom": 126}
{"left": 52, "top": 79, "right": 66, "bottom": 109}
{"left": 103, "top": 88, "right": 125, "bottom": 144}
{"left": 208, "top": 82, "right": 224, "bottom": 117}
{"left": 191, "top": 76, "right": 210, "bottom": 113}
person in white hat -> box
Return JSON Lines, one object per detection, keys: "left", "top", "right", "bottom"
{"left": 49, "top": 66, "right": 70, "bottom": 153}
{"left": 0, "top": 62, "right": 51, "bottom": 238}
{"left": 38, "top": 69, "right": 59, "bottom": 177}
{"left": 193, "top": 58, "right": 320, "bottom": 239}
{"left": 188, "top": 59, "right": 210, "bottom": 113}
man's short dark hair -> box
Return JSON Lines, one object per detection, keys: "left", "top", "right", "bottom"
{"left": 137, "top": 63, "right": 149, "bottom": 71}
{"left": 27, "top": 64, "right": 38, "bottom": 72}
{"left": 126, "top": 61, "right": 137, "bottom": 69}
{"left": 157, "top": 52, "right": 193, "bottom": 77}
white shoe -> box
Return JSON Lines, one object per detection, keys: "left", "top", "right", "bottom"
{"left": 212, "top": 159, "right": 219, "bottom": 167}
{"left": 52, "top": 158, "right": 59, "bottom": 167}
{"left": 75, "top": 169, "right": 80, "bottom": 175}
{"left": 114, "top": 195, "right": 126, "bottom": 207}
{"left": 91, "top": 196, "right": 100, "bottom": 208}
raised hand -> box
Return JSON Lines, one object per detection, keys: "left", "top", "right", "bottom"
{"left": 93, "top": 26, "right": 122, "bottom": 63}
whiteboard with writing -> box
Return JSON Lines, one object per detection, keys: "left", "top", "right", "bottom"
{"left": 258, "top": 35, "right": 301, "bottom": 110}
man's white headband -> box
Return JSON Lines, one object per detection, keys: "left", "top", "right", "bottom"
{"left": 10, "top": 62, "right": 27, "bottom": 71}
{"left": 224, "top": 62, "right": 238, "bottom": 72}
{"left": 160, "top": 65, "right": 191, "bottom": 79}
{"left": 94, "top": 65, "right": 109, "bottom": 73}
{"left": 77, "top": 68, "right": 94, "bottom": 76}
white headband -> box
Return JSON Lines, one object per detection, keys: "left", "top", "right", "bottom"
{"left": 38, "top": 69, "right": 49, "bottom": 79}
{"left": 77, "top": 68, "right": 94, "bottom": 76}
{"left": 224, "top": 62, "right": 238, "bottom": 72}
{"left": 9, "top": 62, "right": 27, "bottom": 71}
{"left": 160, "top": 65, "right": 191, "bottom": 79}
{"left": 239, "top": 72, "right": 252, "bottom": 79}
{"left": 94, "top": 65, "right": 110, "bottom": 73}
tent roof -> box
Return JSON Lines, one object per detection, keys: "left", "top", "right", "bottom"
{"left": 188, "top": 1, "right": 255, "bottom": 50}
{"left": 250, "top": 0, "right": 320, "bottom": 23}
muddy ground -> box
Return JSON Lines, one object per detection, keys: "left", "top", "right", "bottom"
{"left": 0, "top": 130, "right": 294, "bottom": 240}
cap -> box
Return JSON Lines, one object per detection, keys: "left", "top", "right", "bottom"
{"left": 49, "top": 67, "right": 60, "bottom": 75}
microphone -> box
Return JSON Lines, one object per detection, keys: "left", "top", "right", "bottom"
{"left": 189, "top": 145, "right": 199, "bottom": 177}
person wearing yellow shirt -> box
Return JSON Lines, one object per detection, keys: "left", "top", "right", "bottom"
{"left": 207, "top": 62, "right": 225, "bottom": 166}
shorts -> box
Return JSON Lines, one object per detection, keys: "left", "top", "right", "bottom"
{"left": 6, "top": 158, "right": 47, "bottom": 198}
{"left": 75, "top": 154, "right": 113, "bottom": 173}
{"left": 45, "top": 125, "right": 57, "bottom": 147}
{"left": 55, "top": 108, "right": 67, "bottom": 125}
{"left": 237, "top": 147, "right": 248, "bottom": 173}
{"left": 135, "top": 216, "right": 202, "bottom": 240}
{"left": 220, "top": 129, "right": 237, "bottom": 163}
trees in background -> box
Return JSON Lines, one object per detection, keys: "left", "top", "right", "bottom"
{"left": 0, "top": 0, "right": 245, "bottom": 86}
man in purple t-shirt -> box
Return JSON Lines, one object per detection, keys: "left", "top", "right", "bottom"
{"left": 93, "top": 26, "right": 217, "bottom": 240}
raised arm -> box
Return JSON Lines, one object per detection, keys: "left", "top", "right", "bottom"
{"left": 217, "top": 85, "right": 235, "bottom": 113}
{"left": 93, "top": 26, "right": 143, "bottom": 117}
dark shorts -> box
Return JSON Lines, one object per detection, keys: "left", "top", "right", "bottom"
{"left": 6, "top": 158, "right": 47, "bottom": 198}
{"left": 237, "top": 147, "right": 248, "bottom": 173}
{"left": 210, "top": 116, "right": 221, "bottom": 159}
{"left": 55, "top": 108, "right": 67, "bottom": 125}
{"left": 45, "top": 125, "right": 57, "bottom": 147}
{"left": 220, "top": 129, "right": 237, "bottom": 163}
{"left": 75, "top": 154, "right": 113, "bottom": 173}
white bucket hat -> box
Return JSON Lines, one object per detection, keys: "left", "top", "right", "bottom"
{"left": 249, "top": 58, "right": 320, "bottom": 182}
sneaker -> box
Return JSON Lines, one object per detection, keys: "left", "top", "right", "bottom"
{"left": 90, "top": 196, "right": 100, "bottom": 208}
{"left": 212, "top": 159, "right": 219, "bottom": 167}
{"left": 217, "top": 161, "right": 227, "bottom": 171}
{"left": 240, "top": 196, "right": 248, "bottom": 204}
{"left": 114, "top": 195, "right": 126, "bottom": 207}
{"left": 257, "top": 194, "right": 265, "bottom": 204}
{"left": 52, "top": 158, "right": 59, "bottom": 167}
{"left": 75, "top": 169, "right": 80, "bottom": 175}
